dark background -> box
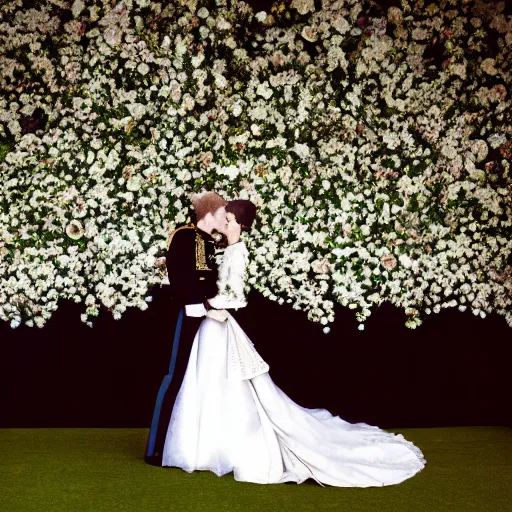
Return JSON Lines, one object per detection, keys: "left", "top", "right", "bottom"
{"left": 1, "top": 284, "right": 511, "bottom": 429}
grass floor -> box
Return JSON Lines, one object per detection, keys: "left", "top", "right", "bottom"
{"left": 1, "top": 427, "right": 510, "bottom": 512}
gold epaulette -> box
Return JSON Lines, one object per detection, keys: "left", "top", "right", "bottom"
{"left": 166, "top": 223, "right": 195, "bottom": 250}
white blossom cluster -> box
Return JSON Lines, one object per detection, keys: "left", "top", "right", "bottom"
{"left": 0, "top": 0, "right": 511, "bottom": 333}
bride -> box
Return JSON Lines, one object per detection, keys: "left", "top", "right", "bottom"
{"left": 161, "top": 199, "right": 426, "bottom": 487}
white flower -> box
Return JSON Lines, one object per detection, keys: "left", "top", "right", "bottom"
{"left": 291, "top": 142, "right": 310, "bottom": 160}
{"left": 57, "top": 254, "right": 71, "bottom": 266}
{"left": 451, "top": 63, "right": 466, "bottom": 80}
{"left": 470, "top": 139, "right": 488, "bottom": 162}
{"left": 216, "top": 164, "right": 241, "bottom": 180}
{"left": 256, "top": 82, "right": 273, "bottom": 100}
{"left": 249, "top": 105, "right": 267, "bottom": 120}
{"left": 137, "top": 62, "right": 150, "bottom": 76}
{"left": 126, "top": 103, "right": 146, "bottom": 120}
{"left": 225, "top": 38, "right": 236, "bottom": 49}
{"left": 197, "top": 7, "right": 209, "bottom": 19}
{"left": 215, "top": 74, "right": 228, "bottom": 89}
{"left": 104, "top": 26, "right": 122, "bottom": 46}
{"left": 217, "top": 18, "right": 231, "bottom": 30}
{"left": 481, "top": 58, "right": 497, "bottom": 76}
{"left": 290, "top": 0, "right": 315, "bottom": 16}
{"left": 398, "top": 254, "right": 412, "bottom": 268}
{"left": 301, "top": 26, "right": 318, "bottom": 42}
{"left": 412, "top": 28, "right": 429, "bottom": 40}
{"left": 72, "top": 0, "right": 85, "bottom": 18}
{"left": 191, "top": 54, "right": 205, "bottom": 68}
{"left": 311, "top": 259, "right": 332, "bottom": 274}
{"left": 175, "top": 42, "right": 187, "bottom": 56}
{"left": 387, "top": 7, "right": 403, "bottom": 24}
{"left": 127, "top": 175, "right": 143, "bottom": 191}
{"left": 161, "top": 35, "right": 171, "bottom": 49}
{"left": 332, "top": 15, "right": 350, "bottom": 34}
{"left": 488, "top": 133, "right": 506, "bottom": 149}
{"left": 251, "top": 124, "right": 261, "bottom": 136}
{"left": 232, "top": 102, "right": 243, "bottom": 117}
{"left": 66, "top": 220, "right": 84, "bottom": 240}
{"left": 255, "top": 11, "right": 267, "bottom": 22}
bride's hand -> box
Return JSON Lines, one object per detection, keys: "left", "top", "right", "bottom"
{"left": 206, "top": 309, "right": 228, "bottom": 323}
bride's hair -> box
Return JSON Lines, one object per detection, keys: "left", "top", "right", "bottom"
{"left": 225, "top": 199, "right": 257, "bottom": 232}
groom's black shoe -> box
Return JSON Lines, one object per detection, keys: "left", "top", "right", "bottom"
{"left": 144, "top": 453, "right": 163, "bottom": 467}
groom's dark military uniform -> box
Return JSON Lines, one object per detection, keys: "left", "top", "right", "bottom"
{"left": 145, "top": 223, "right": 221, "bottom": 466}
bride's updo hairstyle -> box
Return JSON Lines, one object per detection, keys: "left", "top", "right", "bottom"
{"left": 225, "top": 199, "right": 257, "bottom": 233}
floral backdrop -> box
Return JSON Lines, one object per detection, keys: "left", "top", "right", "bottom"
{"left": 0, "top": 0, "right": 511, "bottom": 333}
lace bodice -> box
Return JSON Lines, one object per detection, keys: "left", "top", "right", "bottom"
{"left": 207, "top": 241, "right": 249, "bottom": 311}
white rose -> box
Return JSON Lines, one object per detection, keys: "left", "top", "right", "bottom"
{"left": 398, "top": 253, "right": 412, "bottom": 268}
{"left": 255, "top": 11, "right": 267, "bottom": 22}
{"left": 232, "top": 102, "right": 243, "bottom": 117}
{"left": 217, "top": 164, "right": 241, "bottom": 180}
{"left": 301, "top": 26, "right": 318, "bottom": 42}
{"left": 332, "top": 15, "right": 350, "bottom": 34}
{"left": 290, "top": 0, "right": 315, "bottom": 16}
{"left": 292, "top": 142, "right": 310, "bottom": 160}
{"left": 126, "top": 103, "right": 146, "bottom": 120}
{"left": 217, "top": 18, "right": 231, "bottom": 30}
{"left": 127, "top": 175, "right": 143, "bottom": 191}
{"left": 137, "top": 62, "right": 150, "bottom": 75}
{"left": 256, "top": 82, "right": 273, "bottom": 100}
{"left": 197, "top": 7, "right": 209, "bottom": 19}
{"left": 191, "top": 54, "right": 205, "bottom": 68}
{"left": 215, "top": 74, "right": 228, "bottom": 89}
{"left": 251, "top": 124, "right": 261, "bottom": 136}
{"left": 481, "top": 58, "right": 498, "bottom": 76}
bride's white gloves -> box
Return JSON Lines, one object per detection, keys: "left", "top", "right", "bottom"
{"left": 205, "top": 309, "right": 229, "bottom": 323}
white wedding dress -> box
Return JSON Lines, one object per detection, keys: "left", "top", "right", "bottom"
{"left": 162, "top": 241, "right": 426, "bottom": 487}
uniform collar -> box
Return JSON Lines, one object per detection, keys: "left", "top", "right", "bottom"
{"left": 194, "top": 225, "right": 216, "bottom": 243}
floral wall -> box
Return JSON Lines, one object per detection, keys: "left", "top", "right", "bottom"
{"left": 0, "top": 0, "right": 511, "bottom": 333}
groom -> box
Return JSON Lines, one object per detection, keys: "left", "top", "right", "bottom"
{"left": 144, "top": 191, "right": 228, "bottom": 466}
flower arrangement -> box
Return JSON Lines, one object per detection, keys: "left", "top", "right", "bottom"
{"left": 0, "top": 0, "right": 511, "bottom": 333}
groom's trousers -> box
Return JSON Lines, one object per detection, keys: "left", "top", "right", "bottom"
{"left": 144, "top": 307, "right": 203, "bottom": 466}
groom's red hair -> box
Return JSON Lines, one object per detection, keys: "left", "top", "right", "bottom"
{"left": 190, "top": 191, "right": 228, "bottom": 221}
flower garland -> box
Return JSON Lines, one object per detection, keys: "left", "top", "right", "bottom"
{"left": 0, "top": 0, "right": 511, "bottom": 333}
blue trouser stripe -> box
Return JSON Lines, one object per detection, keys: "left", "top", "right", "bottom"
{"left": 146, "top": 307, "right": 185, "bottom": 457}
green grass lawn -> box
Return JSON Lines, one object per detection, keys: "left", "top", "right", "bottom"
{"left": 1, "top": 427, "right": 510, "bottom": 512}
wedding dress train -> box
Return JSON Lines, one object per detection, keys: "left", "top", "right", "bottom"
{"left": 161, "top": 312, "right": 426, "bottom": 487}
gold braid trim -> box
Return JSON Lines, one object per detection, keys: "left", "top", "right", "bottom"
{"left": 166, "top": 223, "right": 195, "bottom": 250}
{"left": 195, "top": 232, "right": 211, "bottom": 271}
{"left": 165, "top": 223, "right": 213, "bottom": 272}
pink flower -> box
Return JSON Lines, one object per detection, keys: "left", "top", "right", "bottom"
{"left": 381, "top": 253, "right": 397, "bottom": 270}
{"left": 489, "top": 84, "right": 507, "bottom": 102}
